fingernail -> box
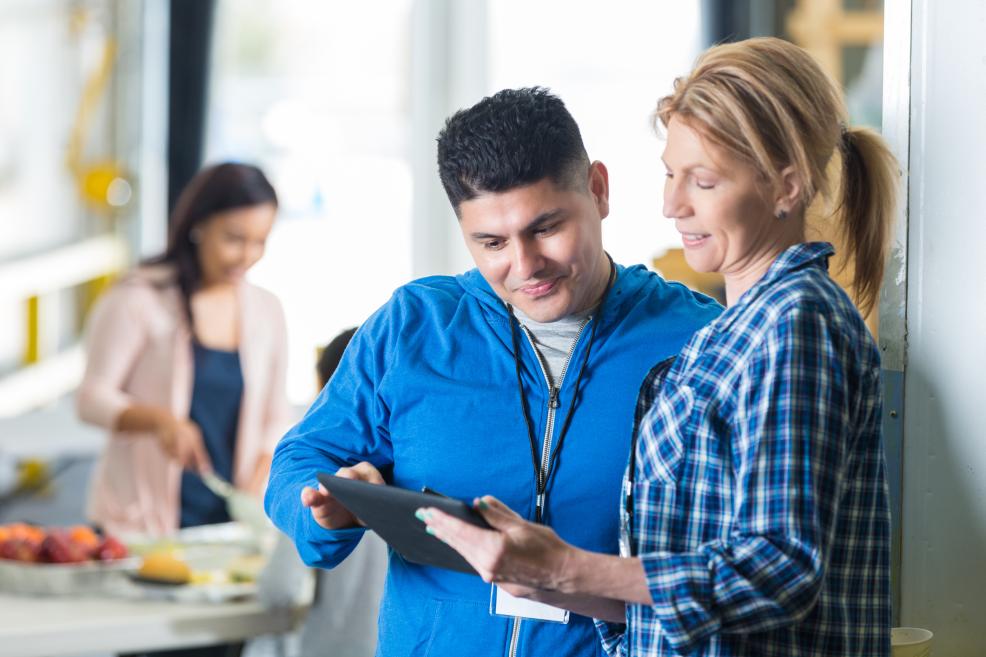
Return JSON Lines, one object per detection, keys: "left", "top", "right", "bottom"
{"left": 425, "top": 527, "right": 437, "bottom": 537}
{"left": 415, "top": 509, "right": 430, "bottom": 521}
{"left": 478, "top": 498, "right": 489, "bottom": 510}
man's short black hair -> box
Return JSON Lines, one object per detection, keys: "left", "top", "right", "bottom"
{"left": 437, "top": 87, "right": 590, "bottom": 212}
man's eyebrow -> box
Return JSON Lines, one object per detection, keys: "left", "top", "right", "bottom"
{"left": 526, "top": 208, "right": 566, "bottom": 231}
{"left": 468, "top": 209, "right": 566, "bottom": 240}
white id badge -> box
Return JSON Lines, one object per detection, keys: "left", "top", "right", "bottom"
{"left": 489, "top": 584, "right": 570, "bottom": 624}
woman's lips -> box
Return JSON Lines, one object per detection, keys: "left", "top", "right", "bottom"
{"left": 519, "top": 278, "right": 559, "bottom": 298}
{"left": 681, "top": 232, "right": 710, "bottom": 248}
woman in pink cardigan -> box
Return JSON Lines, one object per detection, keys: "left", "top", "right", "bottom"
{"left": 77, "top": 163, "right": 292, "bottom": 537}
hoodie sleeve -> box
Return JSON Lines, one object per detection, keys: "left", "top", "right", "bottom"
{"left": 264, "top": 292, "right": 401, "bottom": 568}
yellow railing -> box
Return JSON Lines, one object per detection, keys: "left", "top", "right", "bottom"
{"left": 0, "top": 235, "right": 128, "bottom": 416}
{"left": 24, "top": 296, "right": 39, "bottom": 366}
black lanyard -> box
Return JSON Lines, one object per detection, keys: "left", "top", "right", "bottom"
{"left": 507, "top": 261, "right": 615, "bottom": 524}
{"left": 622, "top": 355, "right": 676, "bottom": 556}
{"left": 623, "top": 419, "right": 639, "bottom": 556}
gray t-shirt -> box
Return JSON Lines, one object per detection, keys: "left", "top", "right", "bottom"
{"left": 512, "top": 307, "right": 592, "bottom": 388}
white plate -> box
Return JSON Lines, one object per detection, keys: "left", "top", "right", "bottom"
{"left": 119, "top": 575, "right": 257, "bottom": 603}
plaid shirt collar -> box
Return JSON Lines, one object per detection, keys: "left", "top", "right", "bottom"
{"left": 712, "top": 241, "right": 835, "bottom": 333}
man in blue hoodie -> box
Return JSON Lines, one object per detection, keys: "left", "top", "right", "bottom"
{"left": 265, "top": 87, "right": 720, "bottom": 657}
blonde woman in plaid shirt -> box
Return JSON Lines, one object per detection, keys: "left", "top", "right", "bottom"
{"left": 421, "top": 36, "right": 898, "bottom": 657}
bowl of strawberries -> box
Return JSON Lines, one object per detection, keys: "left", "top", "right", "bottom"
{"left": 0, "top": 523, "right": 137, "bottom": 595}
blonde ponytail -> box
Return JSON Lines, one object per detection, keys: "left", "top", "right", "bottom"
{"left": 838, "top": 127, "right": 898, "bottom": 315}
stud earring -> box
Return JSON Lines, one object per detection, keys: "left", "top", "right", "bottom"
{"left": 775, "top": 209, "right": 788, "bottom": 220}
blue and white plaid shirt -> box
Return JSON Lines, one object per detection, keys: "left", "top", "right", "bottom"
{"left": 597, "top": 242, "right": 891, "bottom": 656}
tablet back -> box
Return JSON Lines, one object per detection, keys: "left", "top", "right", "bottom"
{"left": 316, "top": 473, "right": 490, "bottom": 575}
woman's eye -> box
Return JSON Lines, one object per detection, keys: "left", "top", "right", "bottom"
{"left": 695, "top": 180, "right": 716, "bottom": 190}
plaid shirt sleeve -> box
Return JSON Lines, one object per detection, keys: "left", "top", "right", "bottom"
{"left": 638, "top": 306, "right": 857, "bottom": 654}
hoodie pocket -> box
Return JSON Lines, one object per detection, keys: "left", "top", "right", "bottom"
{"left": 418, "top": 598, "right": 510, "bottom": 657}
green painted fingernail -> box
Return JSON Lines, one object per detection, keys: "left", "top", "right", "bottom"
{"left": 478, "top": 499, "right": 489, "bottom": 509}
{"left": 425, "top": 526, "right": 436, "bottom": 536}
{"left": 415, "top": 509, "right": 426, "bottom": 521}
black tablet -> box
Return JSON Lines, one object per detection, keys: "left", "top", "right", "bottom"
{"left": 316, "top": 473, "right": 491, "bottom": 575}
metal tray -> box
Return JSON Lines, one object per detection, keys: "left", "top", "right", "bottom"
{"left": 0, "top": 557, "right": 139, "bottom": 596}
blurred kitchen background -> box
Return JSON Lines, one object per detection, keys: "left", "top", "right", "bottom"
{"left": 1, "top": 0, "right": 984, "bottom": 656}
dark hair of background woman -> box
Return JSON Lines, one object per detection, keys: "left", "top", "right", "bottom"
{"left": 316, "top": 327, "right": 359, "bottom": 389}
{"left": 146, "top": 162, "right": 278, "bottom": 326}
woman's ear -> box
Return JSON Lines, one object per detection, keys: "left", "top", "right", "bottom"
{"left": 774, "top": 166, "right": 803, "bottom": 217}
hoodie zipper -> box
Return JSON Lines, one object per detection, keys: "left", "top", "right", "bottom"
{"left": 519, "top": 318, "right": 590, "bottom": 518}
{"left": 507, "top": 316, "right": 591, "bottom": 657}
{"left": 507, "top": 617, "right": 522, "bottom": 657}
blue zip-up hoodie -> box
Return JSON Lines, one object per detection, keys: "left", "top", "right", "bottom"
{"left": 265, "top": 263, "right": 720, "bottom": 657}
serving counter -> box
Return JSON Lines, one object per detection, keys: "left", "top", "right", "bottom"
{"left": 0, "top": 592, "right": 308, "bottom": 657}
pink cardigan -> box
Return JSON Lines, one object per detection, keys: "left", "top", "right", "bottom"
{"left": 77, "top": 265, "right": 292, "bottom": 536}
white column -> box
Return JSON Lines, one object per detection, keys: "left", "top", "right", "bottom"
{"left": 135, "top": 0, "right": 170, "bottom": 258}
{"left": 900, "top": 0, "right": 986, "bottom": 654}
{"left": 409, "top": 0, "right": 487, "bottom": 278}
{"left": 878, "top": 0, "right": 912, "bottom": 624}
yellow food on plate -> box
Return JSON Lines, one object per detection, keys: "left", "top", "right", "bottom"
{"left": 226, "top": 554, "right": 266, "bottom": 583}
{"left": 188, "top": 570, "right": 216, "bottom": 585}
{"left": 137, "top": 552, "right": 191, "bottom": 584}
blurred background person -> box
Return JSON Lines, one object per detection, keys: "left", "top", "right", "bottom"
{"left": 76, "top": 162, "right": 291, "bottom": 537}
{"left": 255, "top": 327, "right": 387, "bottom": 657}
{"left": 304, "top": 327, "right": 387, "bottom": 657}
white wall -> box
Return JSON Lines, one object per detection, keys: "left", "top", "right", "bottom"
{"left": 486, "top": 1, "right": 703, "bottom": 271}
{"left": 409, "top": 0, "right": 704, "bottom": 278}
{"left": 900, "top": 0, "right": 986, "bottom": 653}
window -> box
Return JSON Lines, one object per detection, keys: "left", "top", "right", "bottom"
{"left": 488, "top": 1, "right": 703, "bottom": 269}
{"left": 207, "top": 0, "right": 413, "bottom": 402}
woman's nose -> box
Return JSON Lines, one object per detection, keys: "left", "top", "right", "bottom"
{"left": 663, "top": 177, "right": 690, "bottom": 220}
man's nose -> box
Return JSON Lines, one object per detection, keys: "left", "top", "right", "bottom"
{"left": 512, "top": 239, "right": 545, "bottom": 280}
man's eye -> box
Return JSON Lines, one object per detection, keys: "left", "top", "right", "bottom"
{"left": 484, "top": 240, "right": 503, "bottom": 250}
